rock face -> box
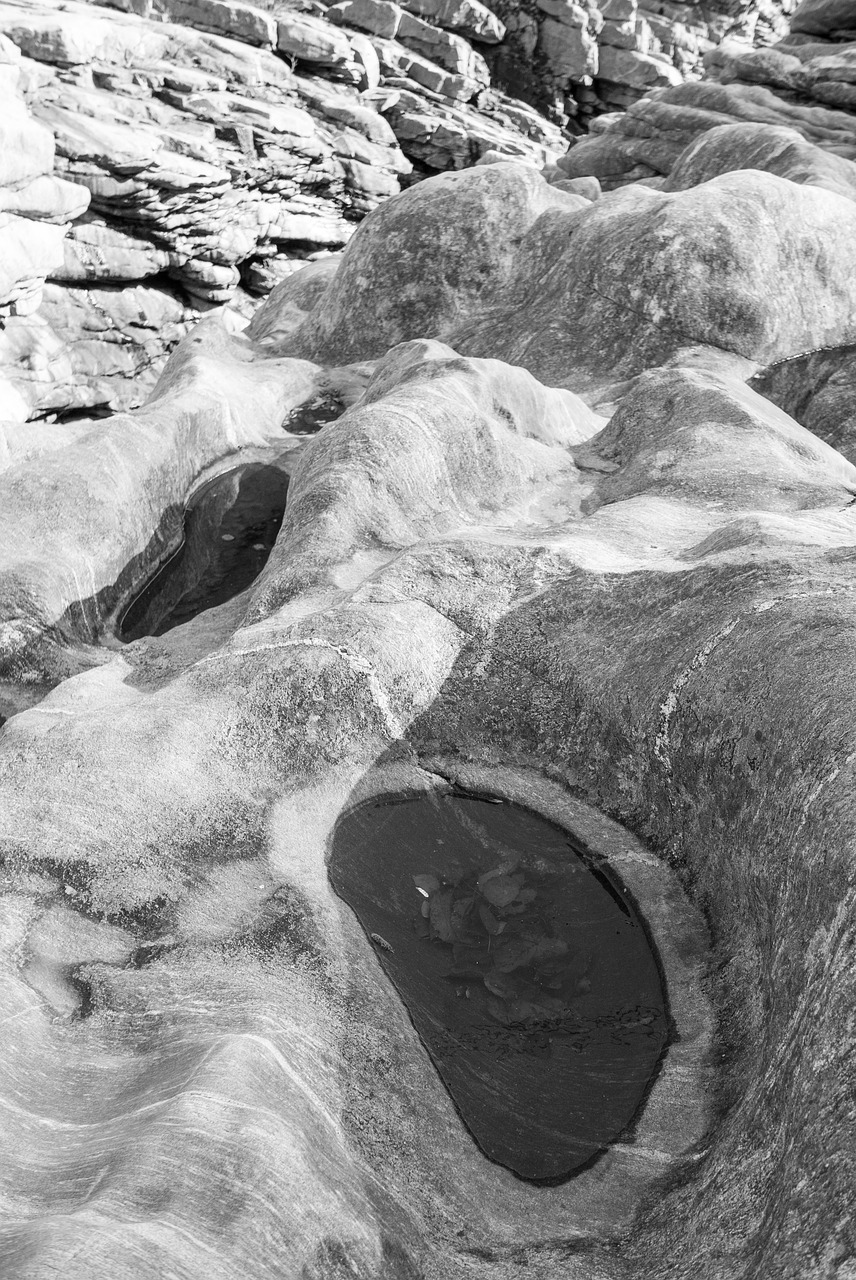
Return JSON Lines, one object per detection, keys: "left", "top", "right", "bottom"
{"left": 555, "top": 0, "right": 856, "bottom": 190}
{"left": 663, "top": 118, "right": 856, "bottom": 198}
{"left": 0, "top": 31, "right": 83, "bottom": 329}
{"left": 487, "top": 0, "right": 797, "bottom": 123}
{"left": 1, "top": 146, "right": 855, "bottom": 1279}
{"left": 0, "top": 0, "right": 568, "bottom": 420}
{"left": 750, "top": 342, "right": 856, "bottom": 463}
{"left": 0, "top": 0, "right": 804, "bottom": 421}
{"left": 281, "top": 161, "right": 856, "bottom": 394}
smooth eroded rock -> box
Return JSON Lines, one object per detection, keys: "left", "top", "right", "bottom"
{"left": 0, "top": 325, "right": 851, "bottom": 1278}
{"left": 664, "top": 120, "right": 856, "bottom": 201}
{"left": 274, "top": 162, "right": 856, "bottom": 392}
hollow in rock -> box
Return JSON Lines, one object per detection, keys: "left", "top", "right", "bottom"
{"left": 329, "top": 791, "right": 670, "bottom": 1182}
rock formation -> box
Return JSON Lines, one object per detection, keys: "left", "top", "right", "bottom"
{"left": 2, "top": 0, "right": 856, "bottom": 1273}
{"left": 556, "top": 0, "right": 856, "bottom": 187}
{"left": 0, "top": 0, "right": 565, "bottom": 419}
{"left": 0, "top": 0, "right": 801, "bottom": 421}
{"left": 2, "top": 8, "right": 856, "bottom": 1249}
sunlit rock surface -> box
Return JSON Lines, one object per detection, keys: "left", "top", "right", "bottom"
{"left": 556, "top": 0, "right": 856, "bottom": 193}
{"left": 0, "top": 0, "right": 806, "bottom": 419}
{"left": 280, "top": 160, "right": 856, "bottom": 398}
{"left": 0, "top": 0, "right": 568, "bottom": 419}
{"left": 1, "top": 144, "right": 855, "bottom": 1279}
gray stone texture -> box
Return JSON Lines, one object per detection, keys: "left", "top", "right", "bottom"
{"left": 1, "top": 154, "right": 855, "bottom": 1278}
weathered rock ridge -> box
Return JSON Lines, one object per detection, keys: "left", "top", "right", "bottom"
{"left": 0, "top": 0, "right": 570, "bottom": 421}
{"left": 1, "top": 130, "right": 855, "bottom": 1280}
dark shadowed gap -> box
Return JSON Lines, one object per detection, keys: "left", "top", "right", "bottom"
{"left": 750, "top": 341, "right": 856, "bottom": 421}
{"left": 284, "top": 396, "right": 344, "bottom": 435}
{"left": 329, "top": 792, "right": 669, "bottom": 1183}
{"left": 53, "top": 405, "right": 115, "bottom": 424}
{"left": 118, "top": 459, "right": 290, "bottom": 641}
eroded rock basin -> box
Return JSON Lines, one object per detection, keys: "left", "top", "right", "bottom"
{"left": 115, "top": 392, "right": 349, "bottom": 642}
{"left": 119, "top": 455, "right": 292, "bottom": 641}
{"left": 330, "top": 790, "right": 670, "bottom": 1182}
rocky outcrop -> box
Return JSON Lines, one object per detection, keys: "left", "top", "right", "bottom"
{"left": 274, "top": 160, "right": 856, "bottom": 404}
{"left": 0, "top": 0, "right": 569, "bottom": 420}
{"left": 0, "top": 31, "right": 85, "bottom": 330}
{"left": 663, "top": 118, "right": 856, "bottom": 196}
{"left": 0, "top": 310, "right": 363, "bottom": 710}
{"left": 554, "top": 0, "right": 856, "bottom": 188}
{"left": 789, "top": 0, "right": 856, "bottom": 33}
{"left": 750, "top": 342, "right": 856, "bottom": 463}
{"left": 0, "top": 0, "right": 805, "bottom": 421}
{"left": 1, "top": 151, "right": 855, "bottom": 1277}
{"left": 487, "top": 0, "right": 797, "bottom": 124}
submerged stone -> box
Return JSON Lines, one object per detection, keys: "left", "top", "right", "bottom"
{"left": 329, "top": 791, "right": 669, "bottom": 1182}
{"left": 119, "top": 456, "right": 290, "bottom": 640}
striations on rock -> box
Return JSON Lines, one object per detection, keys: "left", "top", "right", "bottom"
{"left": 555, "top": 0, "right": 856, "bottom": 192}
{"left": 0, "top": 0, "right": 571, "bottom": 420}
{"left": 0, "top": 0, "right": 817, "bottom": 422}
{"left": 2, "top": 4, "right": 856, "bottom": 1280}
{"left": 1, "top": 131, "right": 855, "bottom": 1277}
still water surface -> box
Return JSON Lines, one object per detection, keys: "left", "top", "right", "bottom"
{"left": 330, "top": 792, "right": 669, "bottom": 1182}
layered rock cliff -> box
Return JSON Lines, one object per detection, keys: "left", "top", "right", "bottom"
{"left": 0, "top": 0, "right": 561, "bottom": 420}
{"left": 0, "top": 0, "right": 798, "bottom": 422}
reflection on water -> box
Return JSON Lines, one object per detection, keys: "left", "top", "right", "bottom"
{"left": 330, "top": 792, "right": 669, "bottom": 1182}
{"left": 119, "top": 458, "right": 290, "bottom": 641}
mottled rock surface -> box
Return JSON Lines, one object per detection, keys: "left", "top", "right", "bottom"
{"left": 751, "top": 341, "right": 856, "bottom": 463}
{"left": 663, "top": 118, "right": 856, "bottom": 196}
{"left": 557, "top": 0, "right": 856, "bottom": 190}
{"left": 1, "top": 146, "right": 854, "bottom": 1279}
{"left": 281, "top": 161, "right": 856, "bottom": 398}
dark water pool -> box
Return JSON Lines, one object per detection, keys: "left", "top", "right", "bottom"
{"left": 284, "top": 396, "right": 343, "bottom": 435}
{"left": 119, "top": 458, "right": 290, "bottom": 641}
{"left": 329, "top": 792, "right": 669, "bottom": 1182}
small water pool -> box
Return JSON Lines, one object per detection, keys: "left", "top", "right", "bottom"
{"left": 329, "top": 791, "right": 670, "bottom": 1182}
{"left": 119, "top": 457, "right": 290, "bottom": 641}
